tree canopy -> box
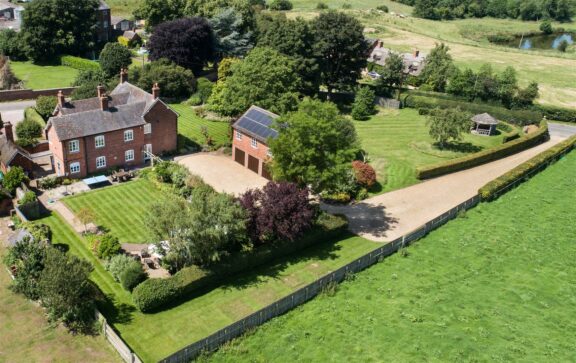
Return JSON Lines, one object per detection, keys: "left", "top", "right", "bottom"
{"left": 132, "top": 59, "right": 197, "bottom": 100}
{"left": 269, "top": 98, "right": 359, "bottom": 193}
{"left": 207, "top": 47, "right": 301, "bottom": 116}
{"left": 312, "top": 11, "right": 367, "bottom": 95}
{"left": 419, "top": 43, "right": 454, "bottom": 92}
{"left": 148, "top": 17, "right": 215, "bottom": 76}
{"left": 22, "top": 0, "right": 98, "bottom": 61}
{"left": 133, "top": 0, "right": 186, "bottom": 31}
{"left": 375, "top": 52, "right": 404, "bottom": 89}
{"left": 210, "top": 7, "right": 254, "bottom": 58}
{"left": 99, "top": 43, "right": 133, "bottom": 78}
{"left": 426, "top": 107, "right": 472, "bottom": 147}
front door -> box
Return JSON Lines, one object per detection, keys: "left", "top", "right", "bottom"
{"left": 143, "top": 144, "right": 152, "bottom": 161}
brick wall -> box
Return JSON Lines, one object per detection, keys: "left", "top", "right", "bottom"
{"left": 84, "top": 127, "right": 144, "bottom": 175}
{"left": 0, "top": 87, "right": 76, "bottom": 102}
{"left": 232, "top": 129, "right": 271, "bottom": 176}
{"left": 144, "top": 101, "right": 178, "bottom": 155}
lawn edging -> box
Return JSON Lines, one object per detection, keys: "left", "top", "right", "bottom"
{"left": 416, "top": 120, "right": 549, "bottom": 179}
{"left": 479, "top": 135, "right": 576, "bottom": 200}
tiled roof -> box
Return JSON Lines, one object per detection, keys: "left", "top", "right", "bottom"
{"left": 232, "top": 106, "right": 279, "bottom": 144}
{"left": 49, "top": 102, "right": 147, "bottom": 141}
{"left": 0, "top": 133, "right": 31, "bottom": 166}
{"left": 472, "top": 113, "right": 499, "bottom": 125}
{"left": 58, "top": 92, "right": 130, "bottom": 115}
{"left": 7, "top": 229, "right": 33, "bottom": 247}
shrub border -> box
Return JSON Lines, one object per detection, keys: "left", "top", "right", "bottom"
{"left": 416, "top": 120, "right": 549, "bottom": 179}
{"left": 479, "top": 135, "right": 576, "bottom": 200}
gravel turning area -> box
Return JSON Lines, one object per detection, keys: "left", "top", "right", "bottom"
{"left": 324, "top": 130, "right": 572, "bottom": 242}
{"left": 177, "top": 153, "right": 268, "bottom": 196}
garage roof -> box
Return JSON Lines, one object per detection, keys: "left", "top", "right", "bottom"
{"left": 233, "top": 106, "right": 279, "bottom": 144}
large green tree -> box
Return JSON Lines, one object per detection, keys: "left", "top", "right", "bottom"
{"left": 426, "top": 107, "right": 471, "bottom": 148}
{"left": 419, "top": 43, "right": 454, "bottom": 92}
{"left": 38, "top": 248, "right": 95, "bottom": 331}
{"left": 22, "top": 0, "right": 98, "bottom": 61}
{"left": 4, "top": 237, "right": 48, "bottom": 300}
{"left": 210, "top": 7, "right": 254, "bottom": 59}
{"left": 257, "top": 14, "right": 319, "bottom": 95}
{"left": 99, "top": 43, "right": 133, "bottom": 78}
{"left": 269, "top": 98, "right": 359, "bottom": 193}
{"left": 132, "top": 59, "right": 196, "bottom": 100}
{"left": 133, "top": 0, "right": 185, "bottom": 31}
{"left": 375, "top": 52, "right": 404, "bottom": 89}
{"left": 312, "top": 11, "right": 367, "bottom": 96}
{"left": 207, "top": 47, "right": 301, "bottom": 116}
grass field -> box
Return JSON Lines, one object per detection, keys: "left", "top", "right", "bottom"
{"left": 38, "top": 208, "right": 378, "bottom": 362}
{"left": 355, "top": 108, "right": 507, "bottom": 192}
{"left": 202, "top": 150, "right": 576, "bottom": 363}
{"left": 11, "top": 61, "right": 78, "bottom": 90}
{"left": 170, "top": 103, "right": 231, "bottom": 150}
{"left": 0, "top": 245, "right": 120, "bottom": 362}
{"left": 64, "top": 179, "right": 163, "bottom": 244}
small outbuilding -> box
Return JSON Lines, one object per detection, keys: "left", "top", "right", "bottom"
{"left": 471, "top": 113, "right": 499, "bottom": 136}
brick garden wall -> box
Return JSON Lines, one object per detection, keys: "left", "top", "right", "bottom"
{"left": 0, "top": 87, "right": 76, "bottom": 102}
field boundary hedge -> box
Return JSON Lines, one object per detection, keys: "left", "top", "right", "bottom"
{"left": 416, "top": 121, "right": 549, "bottom": 179}
{"left": 403, "top": 93, "right": 542, "bottom": 125}
{"left": 60, "top": 55, "right": 99, "bottom": 72}
{"left": 479, "top": 135, "right": 576, "bottom": 200}
{"left": 133, "top": 214, "right": 349, "bottom": 312}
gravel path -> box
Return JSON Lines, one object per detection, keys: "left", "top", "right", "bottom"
{"left": 323, "top": 130, "right": 572, "bottom": 242}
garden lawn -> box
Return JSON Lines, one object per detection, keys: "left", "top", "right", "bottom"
{"left": 10, "top": 61, "right": 78, "bottom": 90}
{"left": 0, "top": 244, "right": 120, "bottom": 362}
{"left": 37, "top": 212, "right": 378, "bottom": 363}
{"left": 171, "top": 103, "right": 231, "bottom": 151}
{"left": 63, "top": 179, "right": 163, "bottom": 244}
{"left": 355, "top": 108, "right": 505, "bottom": 193}
{"left": 202, "top": 150, "right": 576, "bottom": 363}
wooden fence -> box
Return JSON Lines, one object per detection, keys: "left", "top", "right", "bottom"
{"left": 95, "top": 310, "right": 143, "bottom": 363}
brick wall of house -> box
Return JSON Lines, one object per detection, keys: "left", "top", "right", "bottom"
{"left": 64, "top": 138, "right": 88, "bottom": 178}
{"left": 232, "top": 129, "right": 272, "bottom": 176}
{"left": 144, "top": 102, "right": 178, "bottom": 155}
{"left": 84, "top": 127, "right": 144, "bottom": 175}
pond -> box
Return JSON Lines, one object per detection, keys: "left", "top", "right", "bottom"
{"left": 497, "top": 32, "right": 574, "bottom": 50}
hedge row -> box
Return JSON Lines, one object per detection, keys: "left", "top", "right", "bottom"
{"left": 132, "top": 213, "right": 349, "bottom": 312}
{"left": 479, "top": 135, "right": 576, "bottom": 200}
{"left": 60, "top": 55, "right": 100, "bottom": 72}
{"left": 531, "top": 104, "right": 576, "bottom": 123}
{"left": 403, "top": 94, "right": 542, "bottom": 126}
{"left": 416, "top": 121, "right": 549, "bottom": 179}
{"left": 24, "top": 107, "right": 44, "bottom": 125}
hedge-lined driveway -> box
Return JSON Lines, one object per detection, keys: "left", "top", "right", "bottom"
{"left": 323, "top": 126, "right": 573, "bottom": 242}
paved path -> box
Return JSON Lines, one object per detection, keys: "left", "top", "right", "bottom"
{"left": 0, "top": 100, "right": 36, "bottom": 124}
{"left": 323, "top": 126, "right": 574, "bottom": 242}
{"left": 39, "top": 193, "right": 90, "bottom": 234}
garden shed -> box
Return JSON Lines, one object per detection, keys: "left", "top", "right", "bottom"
{"left": 471, "top": 113, "right": 499, "bottom": 136}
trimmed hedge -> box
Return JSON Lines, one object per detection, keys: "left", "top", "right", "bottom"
{"left": 60, "top": 55, "right": 100, "bottom": 72}
{"left": 502, "top": 130, "right": 520, "bottom": 143}
{"left": 417, "top": 121, "right": 549, "bottom": 179}
{"left": 403, "top": 94, "right": 542, "bottom": 126}
{"left": 479, "top": 135, "right": 576, "bottom": 200}
{"left": 531, "top": 104, "right": 576, "bottom": 123}
{"left": 24, "top": 107, "right": 44, "bottom": 125}
{"left": 132, "top": 213, "right": 348, "bottom": 312}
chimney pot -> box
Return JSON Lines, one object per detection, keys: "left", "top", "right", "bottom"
{"left": 414, "top": 50, "right": 420, "bottom": 58}
{"left": 152, "top": 83, "right": 160, "bottom": 99}
{"left": 120, "top": 68, "right": 128, "bottom": 83}
{"left": 57, "top": 90, "right": 65, "bottom": 108}
{"left": 100, "top": 93, "right": 109, "bottom": 111}
{"left": 379, "top": 41, "right": 384, "bottom": 48}
{"left": 4, "top": 121, "right": 13, "bottom": 143}
{"left": 97, "top": 84, "right": 105, "bottom": 98}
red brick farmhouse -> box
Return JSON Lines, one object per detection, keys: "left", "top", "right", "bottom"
{"left": 231, "top": 106, "right": 278, "bottom": 180}
{"left": 45, "top": 71, "right": 178, "bottom": 178}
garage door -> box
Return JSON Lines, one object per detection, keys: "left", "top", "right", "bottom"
{"left": 234, "top": 147, "right": 245, "bottom": 165}
{"left": 247, "top": 155, "right": 259, "bottom": 173}
{"left": 262, "top": 163, "right": 272, "bottom": 180}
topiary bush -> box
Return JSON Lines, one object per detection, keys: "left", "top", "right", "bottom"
{"left": 132, "top": 277, "right": 181, "bottom": 312}
{"left": 97, "top": 234, "right": 121, "bottom": 259}
{"left": 35, "top": 96, "right": 57, "bottom": 121}
{"left": 120, "top": 263, "right": 147, "bottom": 291}
{"left": 351, "top": 161, "right": 377, "bottom": 188}
{"left": 61, "top": 55, "right": 100, "bottom": 71}
{"left": 105, "top": 254, "right": 136, "bottom": 282}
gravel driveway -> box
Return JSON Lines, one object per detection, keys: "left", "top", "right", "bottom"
{"left": 177, "top": 153, "right": 268, "bottom": 196}
{"left": 323, "top": 126, "right": 573, "bottom": 242}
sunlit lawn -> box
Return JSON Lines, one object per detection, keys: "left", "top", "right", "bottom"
{"left": 10, "top": 61, "right": 78, "bottom": 90}
{"left": 170, "top": 103, "right": 231, "bottom": 151}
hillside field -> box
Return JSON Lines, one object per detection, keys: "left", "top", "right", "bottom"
{"left": 201, "top": 150, "right": 576, "bottom": 362}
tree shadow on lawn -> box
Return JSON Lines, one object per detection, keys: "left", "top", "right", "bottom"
{"left": 434, "top": 141, "right": 483, "bottom": 153}
{"left": 96, "top": 292, "right": 137, "bottom": 325}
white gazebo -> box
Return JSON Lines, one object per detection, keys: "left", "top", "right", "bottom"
{"left": 471, "top": 113, "right": 499, "bottom": 136}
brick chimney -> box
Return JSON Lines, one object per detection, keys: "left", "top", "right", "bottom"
{"left": 120, "top": 68, "right": 128, "bottom": 83}
{"left": 100, "top": 93, "right": 108, "bottom": 111}
{"left": 57, "top": 90, "right": 65, "bottom": 108}
{"left": 4, "top": 121, "right": 13, "bottom": 143}
{"left": 379, "top": 41, "right": 384, "bottom": 48}
{"left": 97, "top": 84, "right": 105, "bottom": 98}
{"left": 152, "top": 83, "right": 160, "bottom": 99}
{"left": 414, "top": 50, "right": 420, "bottom": 58}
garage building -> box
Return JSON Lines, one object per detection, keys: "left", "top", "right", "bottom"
{"left": 231, "top": 106, "right": 279, "bottom": 180}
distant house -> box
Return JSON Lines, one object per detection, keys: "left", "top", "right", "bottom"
{"left": 231, "top": 106, "right": 279, "bottom": 180}
{"left": 111, "top": 16, "right": 134, "bottom": 32}
{"left": 45, "top": 69, "right": 178, "bottom": 178}
{"left": 367, "top": 40, "right": 426, "bottom": 76}
{"left": 96, "top": 0, "right": 112, "bottom": 42}
{"left": 122, "top": 30, "right": 141, "bottom": 46}
{"left": 0, "top": 0, "right": 23, "bottom": 31}
{"left": 0, "top": 122, "right": 33, "bottom": 174}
